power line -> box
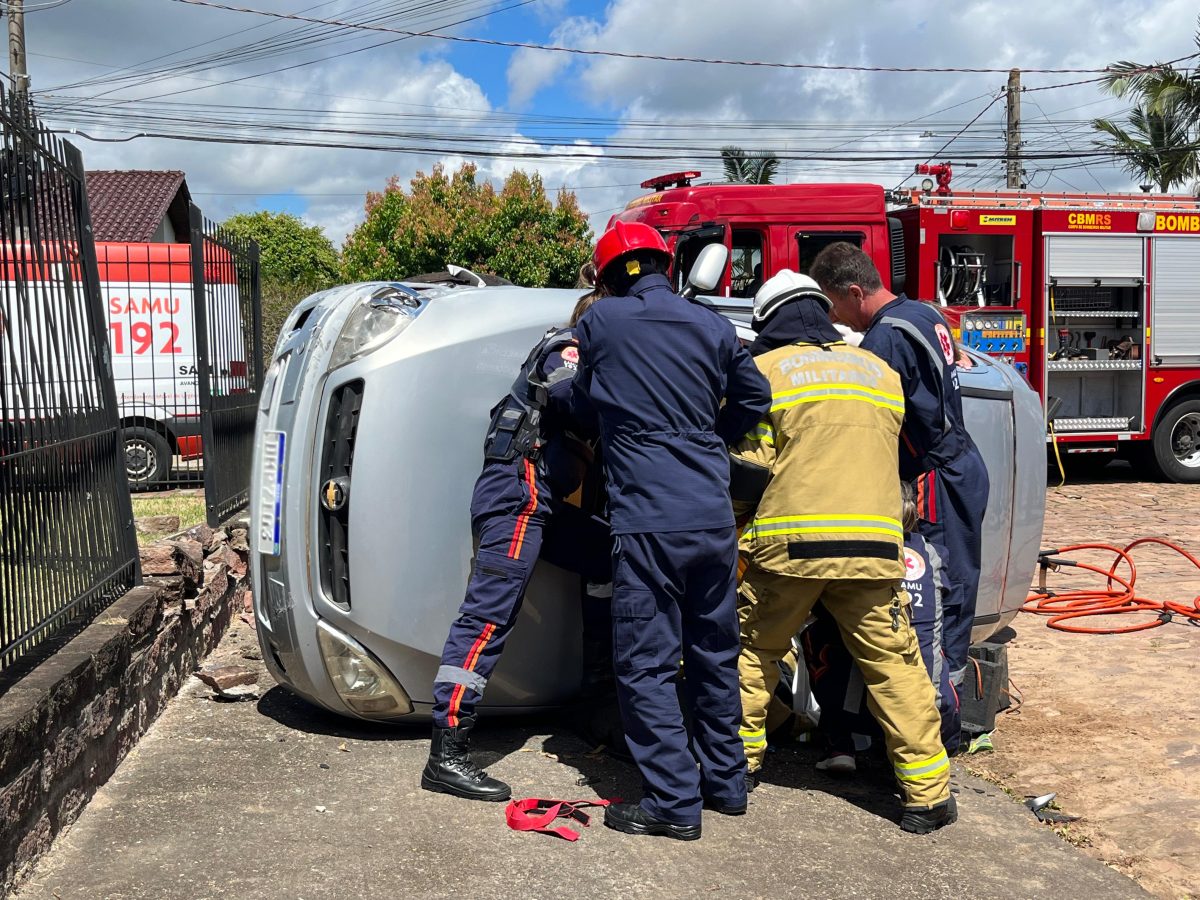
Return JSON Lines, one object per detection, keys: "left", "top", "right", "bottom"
{"left": 896, "top": 91, "right": 1006, "bottom": 189}
{"left": 1026, "top": 98, "right": 1106, "bottom": 191}
{"left": 169, "top": 0, "right": 1199, "bottom": 76}
{"left": 0, "top": 0, "right": 73, "bottom": 10}
{"left": 47, "top": 0, "right": 535, "bottom": 112}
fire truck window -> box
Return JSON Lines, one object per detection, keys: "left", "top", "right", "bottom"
{"left": 672, "top": 226, "right": 725, "bottom": 293}
{"left": 797, "top": 231, "right": 864, "bottom": 275}
{"left": 731, "top": 231, "right": 764, "bottom": 298}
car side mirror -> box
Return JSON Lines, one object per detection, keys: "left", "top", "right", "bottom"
{"left": 681, "top": 244, "right": 728, "bottom": 299}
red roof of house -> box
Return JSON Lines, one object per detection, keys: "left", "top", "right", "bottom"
{"left": 85, "top": 170, "right": 190, "bottom": 242}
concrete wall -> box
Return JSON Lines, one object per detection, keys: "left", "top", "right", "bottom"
{"left": 0, "top": 524, "right": 250, "bottom": 893}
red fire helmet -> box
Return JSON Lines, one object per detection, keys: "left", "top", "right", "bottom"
{"left": 593, "top": 220, "right": 670, "bottom": 279}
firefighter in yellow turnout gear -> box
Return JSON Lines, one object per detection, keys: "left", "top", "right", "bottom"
{"left": 731, "top": 271, "right": 956, "bottom": 834}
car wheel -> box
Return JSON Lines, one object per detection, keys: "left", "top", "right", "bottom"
{"left": 1152, "top": 400, "right": 1200, "bottom": 484}
{"left": 123, "top": 426, "right": 172, "bottom": 489}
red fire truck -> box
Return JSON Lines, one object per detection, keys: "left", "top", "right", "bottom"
{"left": 612, "top": 170, "right": 1200, "bottom": 482}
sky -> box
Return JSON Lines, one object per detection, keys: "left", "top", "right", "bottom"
{"left": 10, "top": 0, "right": 1199, "bottom": 246}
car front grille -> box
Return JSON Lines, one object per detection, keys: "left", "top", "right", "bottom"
{"left": 318, "top": 379, "right": 363, "bottom": 609}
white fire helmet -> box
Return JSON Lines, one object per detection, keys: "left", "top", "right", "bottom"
{"left": 752, "top": 269, "right": 831, "bottom": 323}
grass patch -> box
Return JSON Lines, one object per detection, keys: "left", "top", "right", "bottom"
{"left": 131, "top": 492, "right": 207, "bottom": 545}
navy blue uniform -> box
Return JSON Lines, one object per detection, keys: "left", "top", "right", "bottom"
{"left": 860, "top": 296, "right": 989, "bottom": 685}
{"left": 572, "top": 273, "right": 771, "bottom": 825}
{"left": 433, "top": 332, "right": 609, "bottom": 729}
{"left": 804, "top": 533, "right": 960, "bottom": 754}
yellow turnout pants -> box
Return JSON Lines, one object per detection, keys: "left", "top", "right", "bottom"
{"left": 737, "top": 567, "right": 950, "bottom": 809}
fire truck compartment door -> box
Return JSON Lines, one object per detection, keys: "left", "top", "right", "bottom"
{"left": 1045, "top": 235, "right": 1144, "bottom": 280}
{"left": 1150, "top": 237, "right": 1200, "bottom": 364}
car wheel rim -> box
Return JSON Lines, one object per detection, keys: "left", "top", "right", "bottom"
{"left": 125, "top": 439, "right": 156, "bottom": 480}
{"left": 1170, "top": 413, "right": 1200, "bottom": 468}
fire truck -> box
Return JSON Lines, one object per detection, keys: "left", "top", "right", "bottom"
{"left": 612, "top": 169, "right": 1200, "bottom": 483}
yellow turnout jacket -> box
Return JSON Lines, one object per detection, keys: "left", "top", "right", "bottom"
{"left": 732, "top": 340, "right": 905, "bottom": 580}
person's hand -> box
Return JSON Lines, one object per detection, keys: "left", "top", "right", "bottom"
{"left": 956, "top": 349, "right": 974, "bottom": 369}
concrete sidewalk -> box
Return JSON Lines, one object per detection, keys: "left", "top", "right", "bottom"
{"left": 15, "top": 620, "right": 1145, "bottom": 900}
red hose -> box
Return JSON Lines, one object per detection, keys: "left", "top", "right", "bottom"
{"left": 1023, "top": 538, "right": 1200, "bottom": 634}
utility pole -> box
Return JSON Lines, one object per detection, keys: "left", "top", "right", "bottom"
{"left": 1005, "top": 68, "right": 1022, "bottom": 189}
{"left": 5, "top": 0, "right": 32, "bottom": 238}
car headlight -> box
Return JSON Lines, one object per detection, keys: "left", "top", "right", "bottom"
{"left": 316, "top": 620, "right": 413, "bottom": 718}
{"left": 328, "top": 285, "right": 423, "bottom": 370}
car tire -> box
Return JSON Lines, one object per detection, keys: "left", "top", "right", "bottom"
{"left": 1151, "top": 399, "right": 1200, "bottom": 484}
{"left": 123, "top": 425, "right": 172, "bottom": 489}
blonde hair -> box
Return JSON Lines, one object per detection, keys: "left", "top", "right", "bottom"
{"left": 569, "top": 286, "right": 605, "bottom": 327}
{"left": 577, "top": 261, "right": 597, "bottom": 289}
{"left": 901, "top": 481, "right": 917, "bottom": 532}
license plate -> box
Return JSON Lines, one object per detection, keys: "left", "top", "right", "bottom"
{"left": 257, "top": 430, "right": 286, "bottom": 555}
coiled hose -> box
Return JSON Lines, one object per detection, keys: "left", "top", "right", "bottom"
{"left": 1024, "top": 538, "right": 1200, "bottom": 634}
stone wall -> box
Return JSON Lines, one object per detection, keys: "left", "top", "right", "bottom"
{"left": 0, "top": 524, "right": 250, "bottom": 893}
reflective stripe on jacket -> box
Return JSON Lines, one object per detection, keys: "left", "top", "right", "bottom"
{"left": 732, "top": 341, "right": 905, "bottom": 580}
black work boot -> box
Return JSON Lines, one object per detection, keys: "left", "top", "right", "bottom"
{"left": 603, "top": 802, "right": 701, "bottom": 841}
{"left": 900, "top": 794, "right": 958, "bottom": 834}
{"left": 421, "top": 721, "right": 511, "bottom": 802}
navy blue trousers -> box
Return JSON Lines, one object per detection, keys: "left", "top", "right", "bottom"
{"left": 612, "top": 528, "right": 747, "bottom": 825}
{"left": 914, "top": 448, "right": 989, "bottom": 684}
{"left": 804, "top": 540, "right": 960, "bottom": 754}
{"left": 432, "top": 457, "right": 610, "bottom": 729}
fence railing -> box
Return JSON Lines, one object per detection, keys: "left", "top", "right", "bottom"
{"left": 100, "top": 240, "right": 205, "bottom": 490}
{"left": 190, "top": 205, "right": 262, "bottom": 527}
{"left": 0, "top": 87, "right": 140, "bottom": 675}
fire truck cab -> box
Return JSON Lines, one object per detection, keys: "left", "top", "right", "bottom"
{"left": 614, "top": 171, "right": 1200, "bottom": 483}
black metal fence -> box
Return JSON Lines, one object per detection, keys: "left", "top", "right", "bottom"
{"left": 0, "top": 87, "right": 139, "bottom": 674}
{"left": 190, "top": 205, "right": 262, "bottom": 527}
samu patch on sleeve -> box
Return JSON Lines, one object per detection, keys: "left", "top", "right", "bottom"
{"left": 562, "top": 345, "right": 580, "bottom": 365}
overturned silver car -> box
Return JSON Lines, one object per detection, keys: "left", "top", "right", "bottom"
{"left": 250, "top": 273, "right": 1046, "bottom": 722}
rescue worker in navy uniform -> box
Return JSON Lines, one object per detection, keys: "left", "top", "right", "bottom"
{"left": 804, "top": 483, "right": 961, "bottom": 768}
{"left": 731, "top": 270, "right": 956, "bottom": 833}
{"left": 571, "top": 221, "right": 772, "bottom": 841}
{"left": 811, "top": 242, "right": 990, "bottom": 730}
{"left": 422, "top": 289, "right": 611, "bottom": 803}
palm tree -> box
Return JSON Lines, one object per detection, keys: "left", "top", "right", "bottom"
{"left": 1103, "top": 52, "right": 1200, "bottom": 123}
{"left": 720, "top": 146, "right": 780, "bottom": 184}
{"left": 1094, "top": 21, "right": 1200, "bottom": 191}
{"left": 1093, "top": 104, "right": 1198, "bottom": 193}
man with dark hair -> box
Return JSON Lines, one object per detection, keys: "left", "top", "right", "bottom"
{"left": 573, "top": 220, "right": 771, "bottom": 841}
{"left": 810, "top": 242, "right": 989, "bottom": 743}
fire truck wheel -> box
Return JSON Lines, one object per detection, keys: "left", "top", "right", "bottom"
{"left": 1152, "top": 400, "right": 1200, "bottom": 484}
{"left": 123, "top": 426, "right": 172, "bottom": 489}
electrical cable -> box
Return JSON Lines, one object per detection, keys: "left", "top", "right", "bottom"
{"left": 168, "top": 0, "right": 1200, "bottom": 77}
{"left": 1025, "top": 539, "right": 1200, "bottom": 634}
{"left": 0, "top": 0, "right": 74, "bottom": 10}
{"left": 895, "top": 90, "right": 1005, "bottom": 189}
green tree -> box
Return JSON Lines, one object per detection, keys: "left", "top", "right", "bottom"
{"left": 221, "top": 211, "right": 340, "bottom": 358}
{"left": 1096, "top": 24, "right": 1200, "bottom": 192}
{"left": 1093, "top": 104, "right": 1198, "bottom": 192}
{"left": 221, "top": 210, "right": 339, "bottom": 286}
{"left": 341, "top": 163, "right": 592, "bottom": 287}
{"left": 720, "top": 145, "right": 780, "bottom": 184}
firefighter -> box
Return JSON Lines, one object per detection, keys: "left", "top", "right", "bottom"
{"left": 732, "top": 270, "right": 956, "bottom": 834}
{"left": 810, "top": 242, "right": 990, "bottom": 717}
{"left": 571, "top": 220, "right": 771, "bottom": 841}
{"left": 421, "top": 289, "right": 611, "bottom": 803}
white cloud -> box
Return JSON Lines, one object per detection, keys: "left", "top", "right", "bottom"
{"left": 19, "top": 0, "right": 1200, "bottom": 252}
{"left": 506, "top": 15, "right": 601, "bottom": 108}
